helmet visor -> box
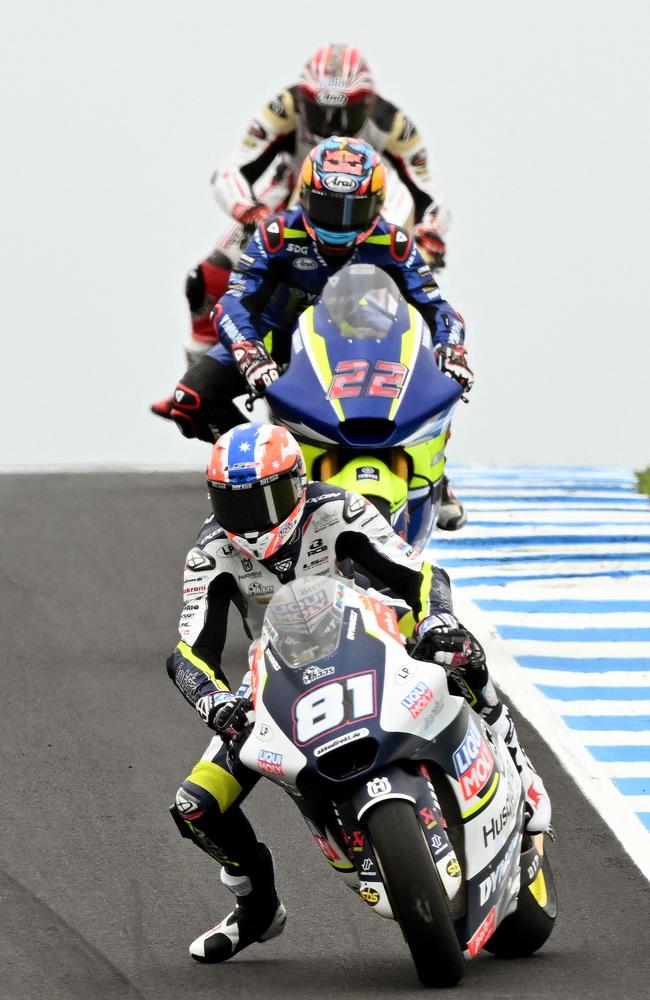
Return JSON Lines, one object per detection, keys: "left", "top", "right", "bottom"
{"left": 302, "top": 187, "right": 382, "bottom": 233}
{"left": 208, "top": 471, "right": 303, "bottom": 536}
{"left": 302, "top": 96, "right": 371, "bottom": 138}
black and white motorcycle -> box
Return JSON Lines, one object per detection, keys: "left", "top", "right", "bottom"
{"left": 238, "top": 575, "right": 557, "bottom": 988}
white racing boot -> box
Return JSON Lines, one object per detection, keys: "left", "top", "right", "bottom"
{"left": 487, "top": 704, "right": 552, "bottom": 833}
{"left": 190, "top": 844, "right": 287, "bottom": 963}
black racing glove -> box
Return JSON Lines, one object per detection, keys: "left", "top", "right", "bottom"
{"left": 412, "top": 613, "right": 482, "bottom": 668}
{"left": 212, "top": 697, "right": 255, "bottom": 741}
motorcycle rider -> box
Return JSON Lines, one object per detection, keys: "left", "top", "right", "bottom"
{"left": 157, "top": 43, "right": 448, "bottom": 371}
{"left": 165, "top": 136, "right": 470, "bottom": 530}
{"left": 169, "top": 421, "right": 551, "bottom": 963}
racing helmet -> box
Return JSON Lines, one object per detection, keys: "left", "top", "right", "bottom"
{"left": 206, "top": 423, "right": 307, "bottom": 561}
{"left": 299, "top": 137, "right": 385, "bottom": 251}
{"left": 299, "top": 44, "right": 376, "bottom": 138}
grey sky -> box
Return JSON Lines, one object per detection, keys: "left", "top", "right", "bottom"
{"left": 2, "top": 1, "right": 648, "bottom": 469}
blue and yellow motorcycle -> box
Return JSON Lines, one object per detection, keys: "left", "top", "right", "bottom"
{"left": 265, "top": 263, "right": 464, "bottom": 550}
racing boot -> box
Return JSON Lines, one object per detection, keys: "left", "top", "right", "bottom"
{"left": 486, "top": 703, "right": 552, "bottom": 833}
{"left": 437, "top": 476, "right": 467, "bottom": 531}
{"left": 190, "top": 843, "right": 287, "bottom": 963}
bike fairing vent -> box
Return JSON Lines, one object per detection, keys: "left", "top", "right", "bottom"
{"left": 208, "top": 470, "right": 303, "bottom": 536}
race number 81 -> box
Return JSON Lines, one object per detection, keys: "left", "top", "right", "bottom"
{"left": 293, "top": 671, "right": 377, "bottom": 746}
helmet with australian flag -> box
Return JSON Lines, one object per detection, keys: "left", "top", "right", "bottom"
{"left": 299, "top": 136, "right": 385, "bottom": 251}
{"left": 206, "top": 423, "right": 307, "bottom": 561}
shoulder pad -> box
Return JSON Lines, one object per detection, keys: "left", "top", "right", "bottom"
{"left": 260, "top": 215, "right": 285, "bottom": 253}
{"left": 390, "top": 224, "right": 413, "bottom": 263}
{"left": 343, "top": 491, "right": 367, "bottom": 524}
{"left": 262, "top": 89, "right": 297, "bottom": 135}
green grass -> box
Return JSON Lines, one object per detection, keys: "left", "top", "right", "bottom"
{"left": 636, "top": 467, "right": 650, "bottom": 497}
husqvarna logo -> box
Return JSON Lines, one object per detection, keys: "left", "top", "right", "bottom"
{"left": 367, "top": 777, "right": 391, "bottom": 797}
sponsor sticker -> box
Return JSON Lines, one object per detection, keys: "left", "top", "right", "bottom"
{"left": 367, "top": 776, "right": 391, "bottom": 798}
{"left": 360, "top": 886, "right": 380, "bottom": 906}
{"left": 302, "top": 664, "right": 336, "bottom": 685}
{"left": 313, "top": 727, "right": 369, "bottom": 757}
{"left": 401, "top": 681, "right": 434, "bottom": 719}
{"left": 293, "top": 257, "right": 318, "bottom": 271}
{"left": 467, "top": 906, "right": 497, "bottom": 958}
{"left": 257, "top": 749, "right": 284, "bottom": 776}
{"left": 452, "top": 719, "right": 494, "bottom": 801}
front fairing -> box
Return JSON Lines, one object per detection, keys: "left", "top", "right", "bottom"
{"left": 238, "top": 577, "right": 459, "bottom": 796}
{"left": 265, "top": 265, "right": 462, "bottom": 448}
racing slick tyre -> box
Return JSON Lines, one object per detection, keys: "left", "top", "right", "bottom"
{"left": 484, "top": 842, "right": 557, "bottom": 958}
{"left": 365, "top": 799, "right": 465, "bottom": 988}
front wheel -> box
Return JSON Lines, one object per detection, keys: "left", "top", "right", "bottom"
{"left": 365, "top": 800, "right": 465, "bottom": 988}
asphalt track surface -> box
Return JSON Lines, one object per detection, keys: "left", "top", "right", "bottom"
{"left": 2, "top": 473, "right": 649, "bottom": 1000}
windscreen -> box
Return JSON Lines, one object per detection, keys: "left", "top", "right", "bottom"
{"left": 264, "top": 576, "right": 346, "bottom": 669}
{"left": 320, "top": 264, "right": 405, "bottom": 340}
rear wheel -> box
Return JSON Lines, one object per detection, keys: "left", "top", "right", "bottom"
{"left": 484, "top": 842, "right": 557, "bottom": 957}
{"left": 365, "top": 800, "right": 465, "bottom": 988}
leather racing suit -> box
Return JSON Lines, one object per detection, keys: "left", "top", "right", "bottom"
{"left": 168, "top": 481, "right": 467, "bottom": 875}
{"left": 186, "top": 88, "right": 448, "bottom": 357}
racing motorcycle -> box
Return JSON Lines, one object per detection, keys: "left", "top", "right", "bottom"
{"left": 262, "top": 264, "right": 464, "bottom": 551}
{"left": 237, "top": 575, "right": 557, "bottom": 988}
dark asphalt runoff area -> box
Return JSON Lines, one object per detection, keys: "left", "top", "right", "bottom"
{"left": 1, "top": 472, "right": 649, "bottom": 1000}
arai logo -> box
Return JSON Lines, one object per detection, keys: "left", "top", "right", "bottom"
{"left": 322, "top": 174, "right": 359, "bottom": 193}
{"left": 316, "top": 89, "right": 348, "bottom": 107}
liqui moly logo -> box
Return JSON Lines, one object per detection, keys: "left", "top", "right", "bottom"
{"left": 257, "top": 749, "right": 284, "bottom": 776}
{"left": 401, "top": 681, "right": 434, "bottom": 719}
{"left": 452, "top": 719, "right": 494, "bottom": 801}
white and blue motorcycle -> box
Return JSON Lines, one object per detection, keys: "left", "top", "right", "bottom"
{"left": 238, "top": 575, "right": 557, "bottom": 988}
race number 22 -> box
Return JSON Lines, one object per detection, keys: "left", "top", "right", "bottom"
{"left": 293, "top": 671, "right": 377, "bottom": 746}
{"left": 328, "top": 360, "right": 407, "bottom": 400}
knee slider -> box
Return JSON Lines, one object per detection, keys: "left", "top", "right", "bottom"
{"left": 174, "top": 783, "right": 212, "bottom": 823}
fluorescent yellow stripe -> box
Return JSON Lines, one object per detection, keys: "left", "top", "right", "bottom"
{"left": 303, "top": 310, "right": 345, "bottom": 421}
{"left": 461, "top": 771, "right": 500, "bottom": 819}
{"left": 177, "top": 641, "right": 229, "bottom": 691}
{"left": 398, "top": 610, "right": 416, "bottom": 637}
{"left": 388, "top": 305, "right": 420, "bottom": 421}
{"left": 187, "top": 760, "right": 242, "bottom": 813}
{"left": 529, "top": 869, "right": 548, "bottom": 907}
{"left": 417, "top": 562, "right": 434, "bottom": 622}
{"left": 365, "top": 234, "right": 390, "bottom": 244}
{"left": 284, "top": 227, "right": 307, "bottom": 237}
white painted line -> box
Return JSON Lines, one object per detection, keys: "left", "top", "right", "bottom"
{"left": 503, "top": 640, "right": 650, "bottom": 658}
{"left": 598, "top": 763, "right": 650, "bottom": 778}
{"left": 455, "top": 593, "right": 650, "bottom": 882}
{"left": 541, "top": 700, "right": 650, "bottom": 715}
{"left": 523, "top": 670, "right": 650, "bottom": 687}
{"left": 488, "top": 612, "right": 650, "bottom": 628}
{"left": 572, "top": 731, "right": 650, "bottom": 746}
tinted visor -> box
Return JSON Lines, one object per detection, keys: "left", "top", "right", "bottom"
{"left": 302, "top": 97, "right": 371, "bottom": 138}
{"left": 303, "top": 187, "right": 382, "bottom": 233}
{"left": 208, "top": 470, "right": 302, "bottom": 536}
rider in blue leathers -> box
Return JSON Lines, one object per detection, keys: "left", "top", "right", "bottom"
{"left": 169, "top": 138, "right": 472, "bottom": 530}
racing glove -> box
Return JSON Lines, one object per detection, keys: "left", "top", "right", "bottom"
{"left": 414, "top": 219, "right": 446, "bottom": 269}
{"left": 232, "top": 340, "right": 279, "bottom": 396}
{"left": 435, "top": 344, "right": 474, "bottom": 396}
{"left": 212, "top": 696, "right": 255, "bottom": 741}
{"left": 231, "top": 201, "right": 272, "bottom": 227}
{"left": 412, "top": 614, "right": 478, "bottom": 666}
